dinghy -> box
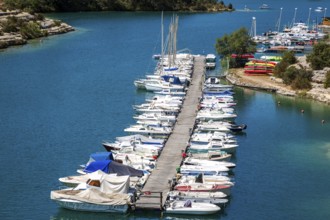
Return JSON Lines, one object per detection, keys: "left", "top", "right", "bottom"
{"left": 164, "top": 200, "right": 221, "bottom": 215}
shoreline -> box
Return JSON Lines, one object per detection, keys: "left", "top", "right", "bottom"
{"left": 225, "top": 57, "right": 330, "bottom": 105}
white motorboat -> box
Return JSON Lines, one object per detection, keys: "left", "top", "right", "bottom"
{"left": 115, "top": 134, "right": 165, "bottom": 145}
{"left": 205, "top": 54, "right": 216, "bottom": 63}
{"left": 195, "top": 122, "right": 231, "bottom": 132}
{"left": 188, "top": 151, "right": 232, "bottom": 161}
{"left": 168, "top": 190, "right": 228, "bottom": 200}
{"left": 259, "top": 4, "right": 270, "bottom": 9}
{"left": 183, "top": 157, "right": 236, "bottom": 169}
{"left": 174, "top": 182, "right": 232, "bottom": 195}
{"left": 146, "top": 95, "right": 184, "bottom": 104}
{"left": 145, "top": 80, "right": 184, "bottom": 92}
{"left": 134, "top": 106, "right": 180, "bottom": 114}
{"left": 164, "top": 200, "right": 221, "bottom": 215}
{"left": 189, "top": 142, "right": 238, "bottom": 154}
{"left": 133, "top": 102, "right": 181, "bottom": 110}
{"left": 124, "top": 124, "right": 172, "bottom": 136}
{"left": 154, "top": 89, "right": 186, "bottom": 96}
{"left": 196, "top": 109, "right": 237, "bottom": 121}
{"left": 315, "top": 7, "right": 324, "bottom": 12}
{"left": 136, "top": 120, "right": 174, "bottom": 128}
{"left": 102, "top": 140, "right": 132, "bottom": 151}
{"left": 180, "top": 173, "right": 232, "bottom": 184}
{"left": 133, "top": 113, "right": 176, "bottom": 122}
{"left": 190, "top": 131, "right": 236, "bottom": 144}
{"left": 179, "top": 164, "right": 229, "bottom": 176}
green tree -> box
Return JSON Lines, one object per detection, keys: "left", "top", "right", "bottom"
{"left": 215, "top": 27, "right": 256, "bottom": 57}
{"left": 307, "top": 42, "right": 330, "bottom": 70}
{"left": 215, "top": 27, "right": 256, "bottom": 67}
{"left": 282, "top": 50, "right": 297, "bottom": 65}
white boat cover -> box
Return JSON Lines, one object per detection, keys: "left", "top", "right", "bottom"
{"left": 60, "top": 170, "right": 130, "bottom": 194}
{"left": 51, "top": 188, "right": 130, "bottom": 205}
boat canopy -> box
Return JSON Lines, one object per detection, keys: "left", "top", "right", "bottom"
{"left": 84, "top": 160, "right": 144, "bottom": 177}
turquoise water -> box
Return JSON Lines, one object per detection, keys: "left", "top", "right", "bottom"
{"left": 0, "top": 0, "right": 330, "bottom": 219}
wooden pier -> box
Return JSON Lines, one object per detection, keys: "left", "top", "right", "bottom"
{"left": 135, "top": 56, "right": 206, "bottom": 210}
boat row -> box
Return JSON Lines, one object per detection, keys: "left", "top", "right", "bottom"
{"left": 163, "top": 76, "right": 246, "bottom": 215}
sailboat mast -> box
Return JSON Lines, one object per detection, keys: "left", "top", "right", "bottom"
{"left": 277, "top": 7, "right": 283, "bottom": 32}
{"left": 161, "top": 11, "right": 164, "bottom": 74}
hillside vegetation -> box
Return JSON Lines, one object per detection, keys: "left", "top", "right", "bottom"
{"left": 2, "top": 0, "right": 234, "bottom": 12}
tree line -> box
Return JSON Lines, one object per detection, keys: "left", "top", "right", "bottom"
{"left": 2, "top": 0, "right": 233, "bottom": 12}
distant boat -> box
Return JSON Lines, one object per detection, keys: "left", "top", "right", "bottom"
{"left": 243, "top": 5, "right": 251, "bottom": 11}
{"left": 259, "top": 4, "right": 270, "bottom": 10}
{"left": 315, "top": 7, "right": 324, "bottom": 13}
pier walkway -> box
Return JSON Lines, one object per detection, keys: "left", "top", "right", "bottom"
{"left": 135, "top": 56, "right": 205, "bottom": 210}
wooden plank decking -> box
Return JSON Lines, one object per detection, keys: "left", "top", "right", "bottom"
{"left": 135, "top": 56, "right": 205, "bottom": 210}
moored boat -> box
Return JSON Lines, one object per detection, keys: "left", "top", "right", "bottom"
{"left": 164, "top": 200, "right": 221, "bottom": 215}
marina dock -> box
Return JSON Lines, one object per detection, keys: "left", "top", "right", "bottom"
{"left": 135, "top": 56, "right": 206, "bottom": 210}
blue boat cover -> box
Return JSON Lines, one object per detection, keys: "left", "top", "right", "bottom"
{"left": 90, "top": 152, "right": 114, "bottom": 161}
{"left": 84, "top": 160, "right": 111, "bottom": 173}
{"left": 162, "top": 75, "right": 182, "bottom": 85}
{"left": 84, "top": 160, "right": 144, "bottom": 177}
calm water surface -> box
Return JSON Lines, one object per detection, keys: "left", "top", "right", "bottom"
{"left": 0, "top": 0, "right": 330, "bottom": 219}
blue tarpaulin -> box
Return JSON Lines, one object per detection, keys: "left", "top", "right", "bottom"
{"left": 84, "top": 160, "right": 111, "bottom": 173}
{"left": 83, "top": 160, "right": 144, "bottom": 177}
{"left": 90, "top": 152, "right": 114, "bottom": 161}
{"left": 162, "top": 75, "right": 182, "bottom": 85}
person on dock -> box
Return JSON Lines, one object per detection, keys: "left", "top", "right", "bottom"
{"left": 181, "top": 150, "right": 187, "bottom": 159}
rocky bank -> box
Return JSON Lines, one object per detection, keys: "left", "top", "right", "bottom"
{"left": 0, "top": 10, "right": 74, "bottom": 49}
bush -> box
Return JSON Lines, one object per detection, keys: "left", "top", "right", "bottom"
{"left": 325, "top": 71, "right": 330, "bottom": 89}
{"left": 1, "top": 16, "right": 21, "bottom": 33}
{"left": 20, "top": 21, "right": 44, "bottom": 39}
{"left": 282, "top": 51, "right": 297, "bottom": 65}
{"left": 282, "top": 66, "right": 312, "bottom": 90}
{"left": 307, "top": 42, "right": 330, "bottom": 70}
{"left": 273, "top": 61, "right": 289, "bottom": 77}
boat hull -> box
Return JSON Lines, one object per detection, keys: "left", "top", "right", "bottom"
{"left": 54, "top": 199, "right": 129, "bottom": 213}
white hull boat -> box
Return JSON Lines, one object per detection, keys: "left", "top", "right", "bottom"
{"left": 183, "top": 157, "right": 236, "bottom": 169}
{"left": 189, "top": 143, "right": 238, "bottom": 154}
{"left": 168, "top": 190, "right": 228, "bottom": 199}
{"left": 51, "top": 189, "right": 130, "bottom": 213}
{"left": 133, "top": 113, "right": 176, "bottom": 122}
{"left": 180, "top": 164, "right": 229, "bottom": 176}
{"left": 164, "top": 200, "right": 220, "bottom": 215}
{"left": 188, "top": 151, "right": 232, "bottom": 161}
{"left": 124, "top": 125, "right": 172, "bottom": 136}
{"left": 53, "top": 198, "right": 129, "bottom": 213}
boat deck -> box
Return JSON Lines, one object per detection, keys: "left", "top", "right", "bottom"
{"left": 135, "top": 56, "right": 205, "bottom": 211}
